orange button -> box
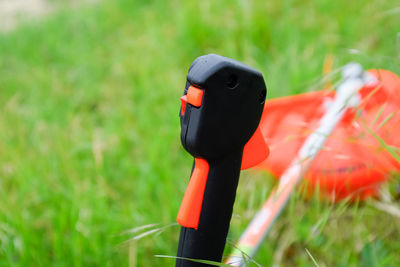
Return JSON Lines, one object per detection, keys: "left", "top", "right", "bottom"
{"left": 187, "top": 86, "right": 204, "bottom": 107}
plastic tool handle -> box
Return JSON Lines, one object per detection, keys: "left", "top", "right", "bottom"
{"left": 176, "top": 151, "right": 242, "bottom": 266}
{"left": 176, "top": 54, "right": 268, "bottom": 266}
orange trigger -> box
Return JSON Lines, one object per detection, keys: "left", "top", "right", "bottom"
{"left": 177, "top": 158, "right": 209, "bottom": 229}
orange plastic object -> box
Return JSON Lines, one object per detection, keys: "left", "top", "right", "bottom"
{"left": 257, "top": 70, "right": 400, "bottom": 201}
{"left": 187, "top": 86, "right": 204, "bottom": 107}
{"left": 177, "top": 158, "right": 209, "bottom": 229}
{"left": 180, "top": 95, "right": 188, "bottom": 116}
{"left": 241, "top": 127, "right": 270, "bottom": 170}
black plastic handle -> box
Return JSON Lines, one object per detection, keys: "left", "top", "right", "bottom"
{"left": 176, "top": 54, "right": 267, "bottom": 267}
{"left": 176, "top": 151, "right": 242, "bottom": 266}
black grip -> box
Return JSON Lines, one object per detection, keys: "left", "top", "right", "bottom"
{"left": 176, "top": 150, "right": 243, "bottom": 266}
{"left": 176, "top": 54, "right": 267, "bottom": 266}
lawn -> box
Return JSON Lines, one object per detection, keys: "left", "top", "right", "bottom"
{"left": 0, "top": 0, "right": 400, "bottom": 266}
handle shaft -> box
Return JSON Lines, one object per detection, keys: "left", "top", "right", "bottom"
{"left": 176, "top": 150, "right": 243, "bottom": 266}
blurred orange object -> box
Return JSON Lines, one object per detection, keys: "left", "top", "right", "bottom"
{"left": 258, "top": 70, "right": 400, "bottom": 201}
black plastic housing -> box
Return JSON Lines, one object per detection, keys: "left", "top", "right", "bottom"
{"left": 177, "top": 54, "right": 267, "bottom": 267}
{"left": 180, "top": 54, "right": 266, "bottom": 160}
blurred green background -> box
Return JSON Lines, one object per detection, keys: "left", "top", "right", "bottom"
{"left": 0, "top": 0, "right": 400, "bottom": 266}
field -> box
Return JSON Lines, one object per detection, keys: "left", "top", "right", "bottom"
{"left": 1, "top": 0, "right": 400, "bottom": 266}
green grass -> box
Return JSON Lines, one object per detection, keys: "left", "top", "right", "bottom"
{"left": 0, "top": 0, "right": 400, "bottom": 266}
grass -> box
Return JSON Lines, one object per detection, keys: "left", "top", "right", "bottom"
{"left": 0, "top": 0, "right": 400, "bottom": 266}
